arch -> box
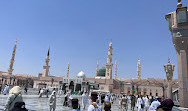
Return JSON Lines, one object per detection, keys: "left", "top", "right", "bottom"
{"left": 75, "top": 84, "right": 81, "bottom": 91}
{"left": 69, "top": 81, "right": 74, "bottom": 92}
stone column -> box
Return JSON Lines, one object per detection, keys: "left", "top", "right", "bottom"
{"left": 177, "top": 50, "right": 188, "bottom": 107}
{"left": 74, "top": 83, "right": 76, "bottom": 92}
{"left": 167, "top": 81, "right": 172, "bottom": 99}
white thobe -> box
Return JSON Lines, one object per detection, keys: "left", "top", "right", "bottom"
{"left": 82, "top": 94, "right": 88, "bottom": 108}
{"left": 136, "top": 98, "right": 144, "bottom": 111}
{"left": 149, "top": 101, "right": 161, "bottom": 111}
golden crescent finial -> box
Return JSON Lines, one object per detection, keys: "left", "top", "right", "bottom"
{"left": 177, "top": 0, "right": 182, "bottom": 8}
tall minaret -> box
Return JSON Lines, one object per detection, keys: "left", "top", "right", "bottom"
{"left": 42, "top": 48, "right": 50, "bottom": 77}
{"left": 105, "top": 42, "right": 113, "bottom": 79}
{"left": 96, "top": 61, "right": 99, "bottom": 77}
{"left": 114, "top": 60, "right": 117, "bottom": 79}
{"left": 136, "top": 59, "right": 141, "bottom": 79}
{"left": 8, "top": 40, "right": 17, "bottom": 75}
{"left": 66, "top": 63, "right": 70, "bottom": 77}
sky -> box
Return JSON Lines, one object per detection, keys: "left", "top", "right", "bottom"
{"left": 0, "top": 0, "right": 187, "bottom": 79}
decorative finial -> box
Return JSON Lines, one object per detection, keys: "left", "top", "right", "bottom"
{"left": 177, "top": 0, "right": 182, "bottom": 8}
{"left": 168, "top": 58, "right": 170, "bottom": 63}
{"left": 47, "top": 48, "right": 50, "bottom": 56}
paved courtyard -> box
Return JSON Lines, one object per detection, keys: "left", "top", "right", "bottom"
{"left": 0, "top": 94, "right": 137, "bottom": 111}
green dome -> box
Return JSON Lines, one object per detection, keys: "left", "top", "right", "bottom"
{"left": 97, "top": 67, "right": 106, "bottom": 77}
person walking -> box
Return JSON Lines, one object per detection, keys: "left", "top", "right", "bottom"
{"left": 149, "top": 98, "right": 161, "bottom": 111}
{"left": 105, "top": 94, "right": 110, "bottom": 102}
{"left": 96, "top": 99, "right": 102, "bottom": 111}
{"left": 104, "top": 101, "right": 111, "bottom": 111}
{"left": 82, "top": 92, "right": 88, "bottom": 109}
{"left": 119, "top": 95, "right": 123, "bottom": 109}
{"left": 121, "top": 95, "right": 128, "bottom": 111}
{"left": 156, "top": 99, "right": 174, "bottom": 111}
{"left": 136, "top": 95, "right": 145, "bottom": 111}
{"left": 24, "top": 87, "right": 27, "bottom": 94}
{"left": 110, "top": 95, "right": 114, "bottom": 104}
{"left": 88, "top": 92, "right": 100, "bottom": 111}
{"left": 4, "top": 86, "right": 26, "bottom": 111}
{"left": 3, "top": 85, "right": 9, "bottom": 95}
{"left": 131, "top": 95, "right": 136, "bottom": 111}
{"left": 144, "top": 95, "right": 150, "bottom": 111}
{"left": 49, "top": 91, "right": 56, "bottom": 111}
{"left": 63, "top": 92, "right": 68, "bottom": 106}
{"left": 39, "top": 88, "right": 44, "bottom": 98}
{"left": 46, "top": 89, "right": 49, "bottom": 98}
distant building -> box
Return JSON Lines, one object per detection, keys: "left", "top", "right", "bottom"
{"left": 61, "top": 71, "right": 99, "bottom": 93}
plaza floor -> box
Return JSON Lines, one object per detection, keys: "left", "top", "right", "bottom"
{"left": 0, "top": 94, "right": 137, "bottom": 111}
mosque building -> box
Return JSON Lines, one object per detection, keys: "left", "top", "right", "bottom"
{"left": 0, "top": 40, "right": 178, "bottom": 98}
{"left": 86, "top": 42, "right": 179, "bottom": 97}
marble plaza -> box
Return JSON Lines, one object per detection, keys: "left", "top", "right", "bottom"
{"left": 0, "top": 94, "right": 130, "bottom": 111}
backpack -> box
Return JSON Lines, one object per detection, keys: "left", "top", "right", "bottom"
{"left": 11, "top": 102, "right": 28, "bottom": 111}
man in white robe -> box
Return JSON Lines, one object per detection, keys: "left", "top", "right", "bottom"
{"left": 3, "top": 85, "right": 9, "bottom": 95}
{"left": 82, "top": 92, "right": 88, "bottom": 109}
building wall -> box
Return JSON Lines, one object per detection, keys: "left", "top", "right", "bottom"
{"left": 123, "top": 84, "right": 165, "bottom": 97}
{"left": 33, "top": 80, "right": 59, "bottom": 89}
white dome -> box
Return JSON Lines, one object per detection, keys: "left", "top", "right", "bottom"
{"left": 77, "top": 71, "right": 86, "bottom": 78}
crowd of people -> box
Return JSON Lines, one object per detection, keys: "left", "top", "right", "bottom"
{"left": 1, "top": 85, "right": 175, "bottom": 111}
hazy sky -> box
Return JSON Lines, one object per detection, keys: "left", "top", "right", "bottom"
{"left": 0, "top": 0, "right": 187, "bottom": 79}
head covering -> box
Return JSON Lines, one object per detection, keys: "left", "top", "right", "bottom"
{"left": 150, "top": 101, "right": 161, "bottom": 110}
{"left": 9, "top": 86, "right": 22, "bottom": 95}
{"left": 157, "top": 99, "right": 174, "bottom": 111}
{"left": 91, "top": 92, "right": 98, "bottom": 96}
{"left": 104, "top": 101, "right": 111, "bottom": 110}
{"left": 91, "top": 92, "right": 98, "bottom": 102}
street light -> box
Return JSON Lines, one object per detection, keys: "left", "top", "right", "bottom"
{"left": 164, "top": 58, "right": 175, "bottom": 99}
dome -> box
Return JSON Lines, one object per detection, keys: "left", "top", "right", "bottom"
{"left": 97, "top": 67, "right": 106, "bottom": 77}
{"left": 77, "top": 71, "right": 86, "bottom": 78}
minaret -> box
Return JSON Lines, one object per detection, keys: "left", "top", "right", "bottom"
{"left": 8, "top": 40, "right": 17, "bottom": 75}
{"left": 96, "top": 61, "right": 99, "bottom": 77}
{"left": 42, "top": 48, "right": 50, "bottom": 77}
{"left": 105, "top": 42, "right": 113, "bottom": 79}
{"left": 114, "top": 60, "right": 117, "bottom": 79}
{"left": 66, "top": 63, "right": 70, "bottom": 77}
{"left": 136, "top": 59, "right": 141, "bottom": 79}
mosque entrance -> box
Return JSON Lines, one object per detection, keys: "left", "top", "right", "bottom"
{"left": 69, "top": 81, "right": 74, "bottom": 92}
{"left": 75, "top": 84, "right": 81, "bottom": 92}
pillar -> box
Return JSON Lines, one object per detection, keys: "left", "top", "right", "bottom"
{"left": 177, "top": 50, "right": 188, "bottom": 107}
{"left": 167, "top": 81, "right": 172, "bottom": 99}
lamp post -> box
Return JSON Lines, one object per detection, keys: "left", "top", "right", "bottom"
{"left": 165, "top": 0, "right": 188, "bottom": 107}
{"left": 164, "top": 58, "right": 175, "bottom": 99}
